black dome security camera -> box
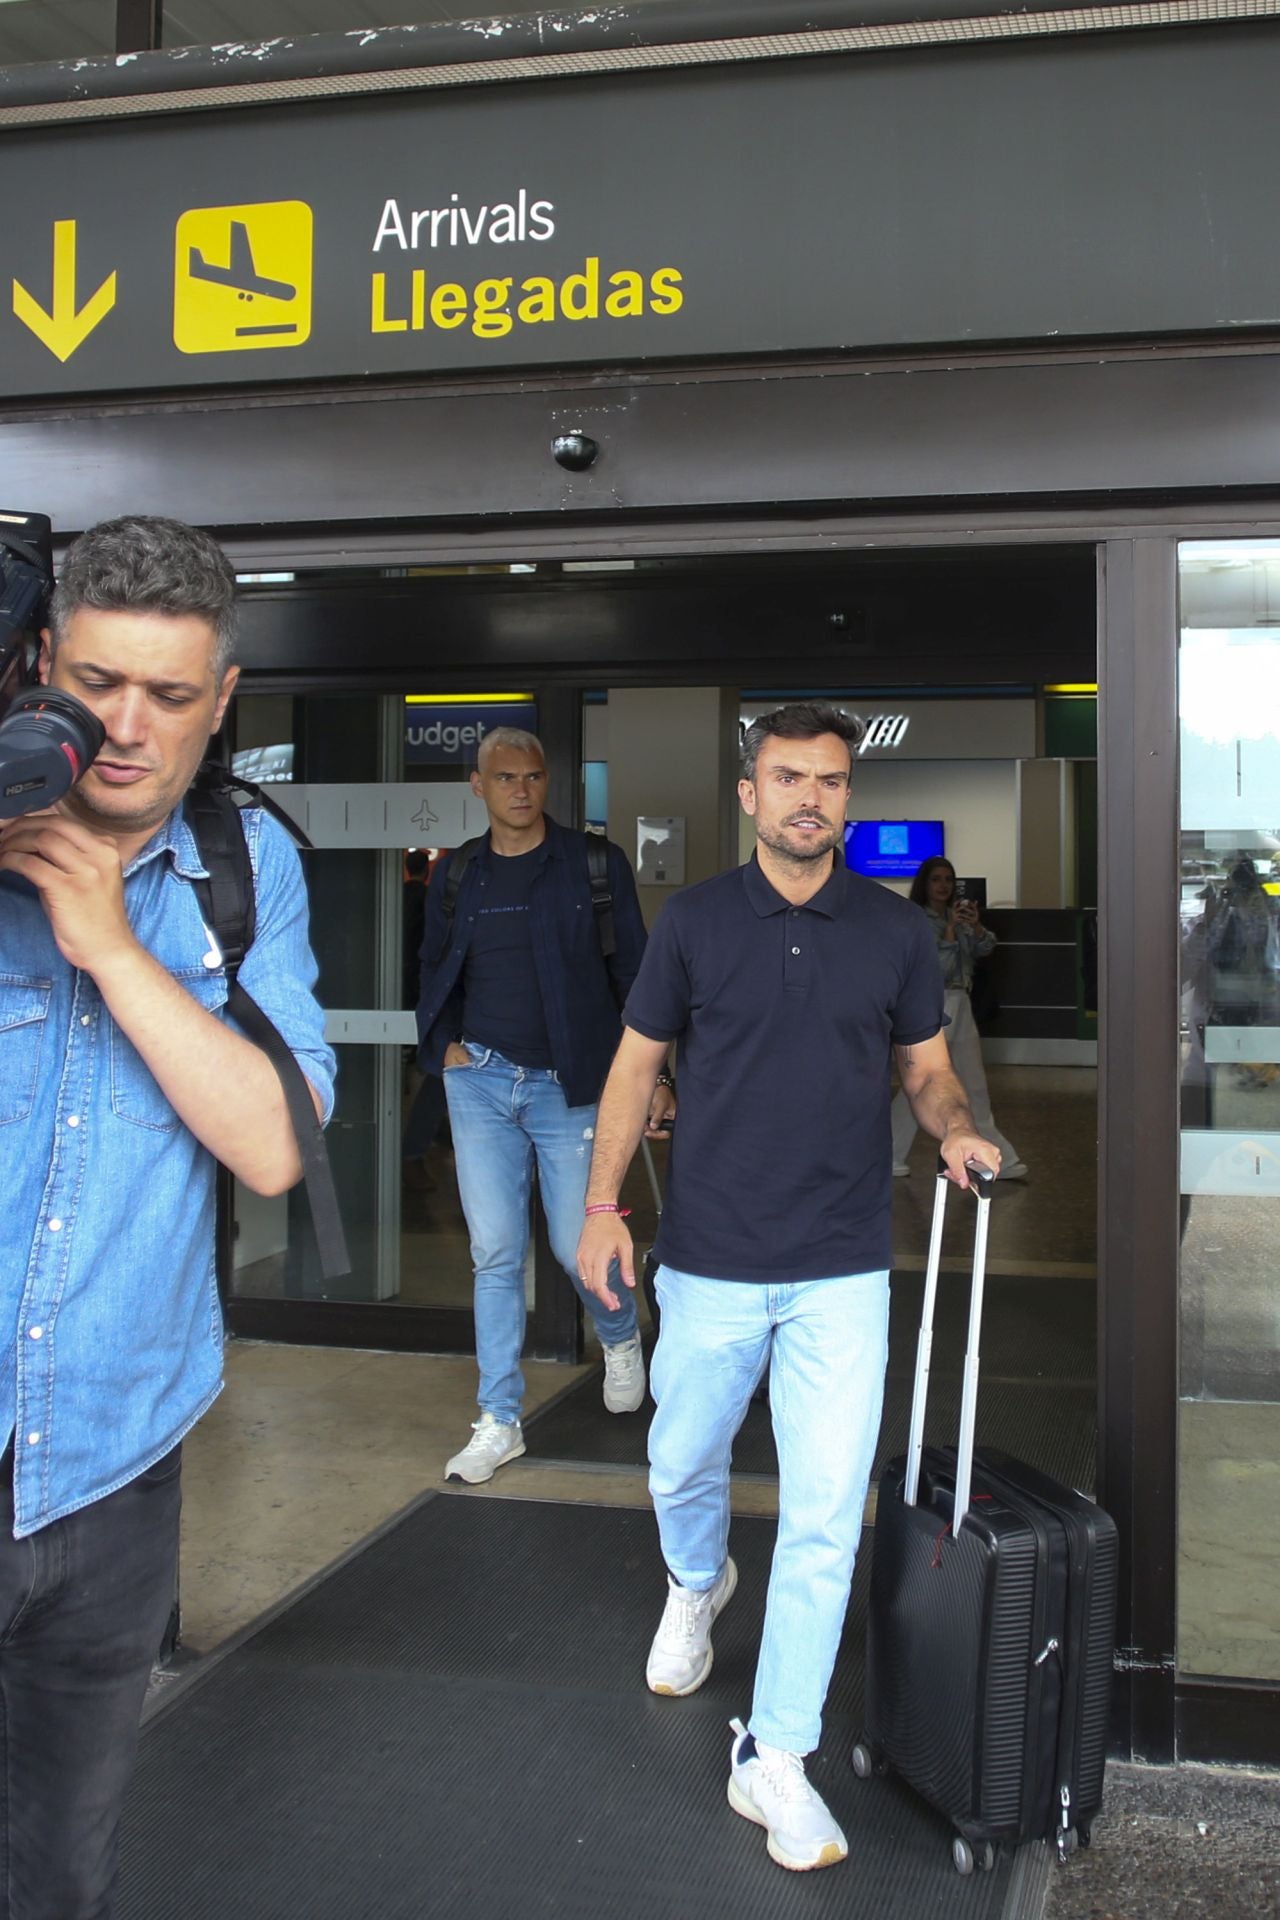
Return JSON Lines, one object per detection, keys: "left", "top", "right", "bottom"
{"left": 551, "top": 431, "right": 599, "bottom": 472}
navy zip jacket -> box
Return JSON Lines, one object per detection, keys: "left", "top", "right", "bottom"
{"left": 415, "top": 817, "right": 647, "bottom": 1109}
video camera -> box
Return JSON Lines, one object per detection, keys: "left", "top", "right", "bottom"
{"left": 0, "top": 510, "right": 105, "bottom": 818}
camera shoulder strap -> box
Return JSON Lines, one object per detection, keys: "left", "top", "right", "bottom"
{"left": 184, "top": 768, "right": 350, "bottom": 1281}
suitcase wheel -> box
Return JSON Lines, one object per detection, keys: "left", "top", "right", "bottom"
{"left": 1056, "top": 1826, "right": 1080, "bottom": 1864}
{"left": 1078, "top": 1821, "right": 1093, "bottom": 1850}
{"left": 850, "top": 1740, "right": 887, "bottom": 1780}
{"left": 951, "top": 1836, "right": 996, "bottom": 1875}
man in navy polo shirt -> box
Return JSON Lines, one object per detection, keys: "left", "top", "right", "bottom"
{"left": 577, "top": 701, "right": 1000, "bottom": 1875}
{"left": 417, "top": 728, "right": 673, "bottom": 1485}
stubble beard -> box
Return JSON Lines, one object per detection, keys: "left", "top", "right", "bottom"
{"left": 756, "top": 816, "right": 843, "bottom": 872}
{"left": 62, "top": 768, "right": 179, "bottom": 844}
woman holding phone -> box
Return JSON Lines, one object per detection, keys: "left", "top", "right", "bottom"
{"left": 890, "top": 855, "right": 1027, "bottom": 1179}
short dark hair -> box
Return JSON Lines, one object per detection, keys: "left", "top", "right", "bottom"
{"left": 49, "top": 515, "right": 237, "bottom": 679}
{"left": 909, "top": 856, "right": 955, "bottom": 908}
{"left": 740, "top": 701, "right": 866, "bottom": 782}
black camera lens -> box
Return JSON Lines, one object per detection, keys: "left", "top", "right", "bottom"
{"left": 0, "top": 685, "right": 106, "bottom": 819}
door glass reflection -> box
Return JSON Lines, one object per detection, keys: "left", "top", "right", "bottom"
{"left": 1177, "top": 543, "right": 1280, "bottom": 1683}
{"left": 223, "top": 689, "right": 534, "bottom": 1313}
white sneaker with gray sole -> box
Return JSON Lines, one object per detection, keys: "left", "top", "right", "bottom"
{"left": 602, "top": 1332, "right": 646, "bottom": 1413}
{"left": 727, "top": 1718, "right": 849, "bottom": 1872}
{"left": 645, "top": 1558, "right": 738, "bottom": 1696}
{"left": 444, "top": 1414, "right": 525, "bottom": 1485}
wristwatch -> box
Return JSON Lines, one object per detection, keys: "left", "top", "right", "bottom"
{"left": 656, "top": 1071, "right": 676, "bottom": 1090}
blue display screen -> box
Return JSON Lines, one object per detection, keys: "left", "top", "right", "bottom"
{"left": 844, "top": 820, "right": 944, "bottom": 879}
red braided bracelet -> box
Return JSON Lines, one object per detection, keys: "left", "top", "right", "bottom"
{"left": 584, "top": 1203, "right": 631, "bottom": 1217}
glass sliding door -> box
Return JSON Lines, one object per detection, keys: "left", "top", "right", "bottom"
{"left": 222, "top": 687, "right": 537, "bottom": 1343}
{"left": 1177, "top": 541, "right": 1280, "bottom": 1683}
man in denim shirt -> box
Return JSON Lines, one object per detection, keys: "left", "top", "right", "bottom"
{"left": 417, "top": 728, "right": 671, "bottom": 1485}
{"left": 0, "top": 517, "right": 335, "bottom": 1919}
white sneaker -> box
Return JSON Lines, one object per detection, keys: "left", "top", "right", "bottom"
{"left": 727, "top": 1718, "right": 849, "bottom": 1872}
{"left": 645, "top": 1558, "right": 738, "bottom": 1696}
{"left": 602, "top": 1332, "right": 646, "bottom": 1413}
{"left": 892, "top": 1163, "right": 910, "bottom": 1177}
{"left": 444, "top": 1414, "right": 525, "bottom": 1485}
{"left": 998, "top": 1160, "right": 1029, "bottom": 1181}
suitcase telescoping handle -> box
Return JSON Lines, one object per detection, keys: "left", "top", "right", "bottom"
{"left": 640, "top": 1137, "right": 664, "bottom": 1219}
{"left": 903, "top": 1157, "right": 996, "bottom": 1523}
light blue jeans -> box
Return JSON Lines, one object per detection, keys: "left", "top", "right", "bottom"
{"left": 649, "top": 1263, "right": 890, "bottom": 1754}
{"left": 444, "top": 1044, "right": 638, "bottom": 1424}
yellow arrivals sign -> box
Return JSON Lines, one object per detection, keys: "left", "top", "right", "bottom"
{"left": 173, "top": 201, "right": 313, "bottom": 354}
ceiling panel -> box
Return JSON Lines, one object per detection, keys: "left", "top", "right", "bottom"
{"left": 0, "top": 0, "right": 115, "bottom": 66}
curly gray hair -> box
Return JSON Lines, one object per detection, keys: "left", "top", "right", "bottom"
{"left": 49, "top": 515, "right": 238, "bottom": 680}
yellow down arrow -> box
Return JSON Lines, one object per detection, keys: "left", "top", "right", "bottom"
{"left": 13, "top": 220, "right": 117, "bottom": 363}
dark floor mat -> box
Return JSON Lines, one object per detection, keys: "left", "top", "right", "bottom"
{"left": 118, "top": 1499, "right": 1019, "bottom": 1920}
{"left": 527, "top": 1271, "right": 1097, "bottom": 1492}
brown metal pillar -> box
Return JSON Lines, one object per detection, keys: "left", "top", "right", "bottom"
{"left": 1096, "top": 537, "right": 1180, "bottom": 1762}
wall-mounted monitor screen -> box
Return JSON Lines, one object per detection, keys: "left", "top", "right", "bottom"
{"left": 844, "top": 819, "right": 944, "bottom": 879}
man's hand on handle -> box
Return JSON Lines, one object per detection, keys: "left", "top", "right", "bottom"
{"left": 645, "top": 1079, "right": 676, "bottom": 1139}
{"left": 938, "top": 1127, "right": 1002, "bottom": 1189}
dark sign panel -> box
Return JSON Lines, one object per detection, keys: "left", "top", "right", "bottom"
{"left": 404, "top": 700, "right": 538, "bottom": 765}
{"left": 5, "top": 31, "right": 1280, "bottom": 398}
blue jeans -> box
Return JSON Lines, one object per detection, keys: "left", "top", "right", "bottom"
{"left": 444, "top": 1045, "right": 638, "bottom": 1424}
{"left": 0, "top": 1440, "right": 182, "bottom": 1919}
{"left": 648, "top": 1264, "right": 889, "bottom": 1754}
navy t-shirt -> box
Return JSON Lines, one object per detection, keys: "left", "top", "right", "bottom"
{"left": 624, "top": 855, "right": 944, "bottom": 1281}
{"left": 461, "top": 844, "right": 553, "bottom": 1068}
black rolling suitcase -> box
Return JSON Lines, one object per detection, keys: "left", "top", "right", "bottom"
{"left": 854, "top": 1161, "right": 1118, "bottom": 1875}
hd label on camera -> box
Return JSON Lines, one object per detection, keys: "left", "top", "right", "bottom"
{"left": 173, "top": 201, "right": 313, "bottom": 355}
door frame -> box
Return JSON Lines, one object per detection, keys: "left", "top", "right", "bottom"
{"left": 214, "top": 502, "right": 1268, "bottom": 1762}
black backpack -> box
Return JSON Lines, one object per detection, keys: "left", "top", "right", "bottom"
{"left": 184, "top": 765, "right": 350, "bottom": 1281}
{"left": 440, "top": 830, "right": 618, "bottom": 966}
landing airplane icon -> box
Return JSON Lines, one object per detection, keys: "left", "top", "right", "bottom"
{"left": 187, "top": 221, "right": 299, "bottom": 336}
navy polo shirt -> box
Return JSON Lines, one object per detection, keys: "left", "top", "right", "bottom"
{"left": 624, "top": 854, "right": 944, "bottom": 1282}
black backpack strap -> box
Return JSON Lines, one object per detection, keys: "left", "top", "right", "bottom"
{"left": 585, "top": 834, "right": 617, "bottom": 960}
{"left": 184, "top": 782, "right": 351, "bottom": 1282}
{"left": 441, "top": 836, "right": 486, "bottom": 924}
{"left": 185, "top": 783, "right": 255, "bottom": 984}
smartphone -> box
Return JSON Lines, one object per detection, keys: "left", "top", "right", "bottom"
{"left": 952, "top": 877, "right": 987, "bottom": 915}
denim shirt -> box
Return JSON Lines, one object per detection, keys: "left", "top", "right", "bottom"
{"left": 0, "top": 806, "right": 336, "bottom": 1538}
{"left": 924, "top": 905, "right": 996, "bottom": 992}
{"left": 416, "top": 818, "right": 647, "bottom": 1110}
